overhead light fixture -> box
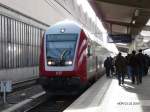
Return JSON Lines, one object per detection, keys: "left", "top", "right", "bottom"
{"left": 132, "top": 20, "right": 135, "bottom": 24}
{"left": 116, "top": 43, "right": 128, "bottom": 46}
{"left": 140, "top": 30, "right": 150, "bottom": 36}
{"left": 146, "top": 19, "right": 150, "bottom": 26}
{"left": 143, "top": 39, "right": 150, "bottom": 43}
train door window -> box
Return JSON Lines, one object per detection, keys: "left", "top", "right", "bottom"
{"left": 87, "top": 45, "right": 92, "bottom": 56}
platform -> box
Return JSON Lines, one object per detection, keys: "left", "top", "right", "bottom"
{"left": 64, "top": 74, "right": 150, "bottom": 112}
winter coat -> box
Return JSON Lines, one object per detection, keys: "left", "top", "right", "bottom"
{"left": 115, "top": 55, "right": 126, "bottom": 73}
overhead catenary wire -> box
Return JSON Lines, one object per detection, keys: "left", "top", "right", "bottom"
{"left": 44, "top": 0, "right": 88, "bottom": 27}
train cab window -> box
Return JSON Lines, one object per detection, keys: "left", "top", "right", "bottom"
{"left": 46, "top": 34, "right": 78, "bottom": 66}
{"left": 87, "top": 45, "right": 92, "bottom": 57}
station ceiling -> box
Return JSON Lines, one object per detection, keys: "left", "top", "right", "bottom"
{"left": 89, "top": 0, "right": 150, "bottom": 36}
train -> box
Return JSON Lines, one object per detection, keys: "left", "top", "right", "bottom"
{"left": 39, "top": 20, "right": 114, "bottom": 95}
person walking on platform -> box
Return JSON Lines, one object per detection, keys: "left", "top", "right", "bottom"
{"left": 109, "top": 56, "right": 115, "bottom": 76}
{"left": 126, "top": 53, "right": 132, "bottom": 79}
{"left": 104, "top": 57, "right": 111, "bottom": 77}
{"left": 136, "top": 49, "right": 145, "bottom": 84}
{"left": 115, "top": 52, "right": 126, "bottom": 85}
{"left": 129, "top": 50, "right": 139, "bottom": 84}
{"left": 144, "top": 54, "right": 150, "bottom": 76}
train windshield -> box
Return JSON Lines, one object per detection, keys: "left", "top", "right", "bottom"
{"left": 46, "top": 34, "right": 78, "bottom": 66}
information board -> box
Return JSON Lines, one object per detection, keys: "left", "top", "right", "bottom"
{"left": 108, "top": 34, "right": 132, "bottom": 43}
{"left": 0, "top": 80, "right": 12, "bottom": 92}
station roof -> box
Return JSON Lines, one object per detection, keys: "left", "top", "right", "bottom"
{"left": 88, "top": 0, "right": 150, "bottom": 53}
{"left": 89, "top": 0, "right": 150, "bottom": 36}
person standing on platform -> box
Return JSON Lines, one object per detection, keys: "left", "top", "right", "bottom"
{"left": 104, "top": 57, "right": 111, "bottom": 78}
{"left": 115, "top": 52, "right": 126, "bottom": 85}
{"left": 136, "top": 49, "right": 145, "bottom": 84}
{"left": 129, "top": 50, "right": 139, "bottom": 84}
{"left": 144, "top": 54, "right": 150, "bottom": 76}
{"left": 126, "top": 53, "right": 132, "bottom": 79}
{"left": 109, "top": 56, "right": 115, "bottom": 77}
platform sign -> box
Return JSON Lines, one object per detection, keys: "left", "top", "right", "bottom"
{"left": 108, "top": 34, "right": 132, "bottom": 43}
{"left": 0, "top": 80, "right": 12, "bottom": 103}
{"left": 0, "top": 80, "right": 12, "bottom": 92}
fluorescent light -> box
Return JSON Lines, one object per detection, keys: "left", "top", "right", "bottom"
{"left": 140, "top": 30, "right": 150, "bottom": 36}
{"left": 143, "top": 38, "right": 150, "bottom": 42}
{"left": 132, "top": 20, "right": 135, "bottom": 24}
{"left": 116, "top": 43, "right": 128, "bottom": 46}
{"left": 146, "top": 19, "right": 150, "bottom": 26}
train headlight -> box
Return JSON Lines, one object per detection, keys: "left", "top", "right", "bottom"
{"left": 65, "top": 61, "right": 73, "bottom": 65}
{"left": 47, "top": 61, "right": 55, "bottom": 65}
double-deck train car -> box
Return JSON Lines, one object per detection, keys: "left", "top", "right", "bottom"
{"left": 39, "top": 21, "right": 111, "bottom": 94}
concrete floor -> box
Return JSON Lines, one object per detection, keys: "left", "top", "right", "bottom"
{"left": 65, "top": 74, "right": 150, "bottom": 112}
{"left": 0, "top": 85, "right": 44, "bottom": 111}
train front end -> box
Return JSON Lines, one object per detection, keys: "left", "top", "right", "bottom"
{"left": 39, "top": 21, "right": 87, "bottom": 94}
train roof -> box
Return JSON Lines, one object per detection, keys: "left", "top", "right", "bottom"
{"left": 45, "top": 20, "right": 81, "bottom": 34}
{"left": 45, "top": 20, "right": 118, "bottom": 54}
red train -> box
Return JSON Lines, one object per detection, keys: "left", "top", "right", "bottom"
{"left": 39, "top": 21, "right": 111, "bottom": 94}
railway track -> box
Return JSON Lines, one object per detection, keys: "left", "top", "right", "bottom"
{"left": 1, "top": 77, "right": 94, "bottom": 112}
{"left": 26, "top": 95, "right": 78, "bottom": 112}
{"left": 12, "top": 78, "right": 38, "bottom": 93}
{"left": 23, "top": 77, "right": 98, "bottom": 112}
{"left": 0, "top": 78, "right": 42, "bottom": 107}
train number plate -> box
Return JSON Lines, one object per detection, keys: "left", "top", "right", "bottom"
{"left": 56, "top": 71, "right": 62, "bottom": 75}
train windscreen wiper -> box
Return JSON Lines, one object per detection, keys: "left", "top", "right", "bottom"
{"left": 60, "top": 49, "right": 71, "bottom": 60}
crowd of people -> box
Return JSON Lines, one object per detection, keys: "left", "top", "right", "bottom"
{"left": 104, "top": 49, "right": 150, "bottom": 85}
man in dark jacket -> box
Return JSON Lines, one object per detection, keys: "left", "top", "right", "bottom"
{"left": 109, "top": 56, "right": 115, "bottom": 76}
{"left": 144, "top": 54, "right": 150, "bottom": 76}
{"left": 129, "top": 50, "right": 139, "bottom": 84}
{"left": 136, "top": 49, "right": 145, "bottom": 84}
{"left": 115, "top": 52, "right": 127, "bottom": 85}
{"left": 126, "top": 53, "right": 132, "bottom": 79}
